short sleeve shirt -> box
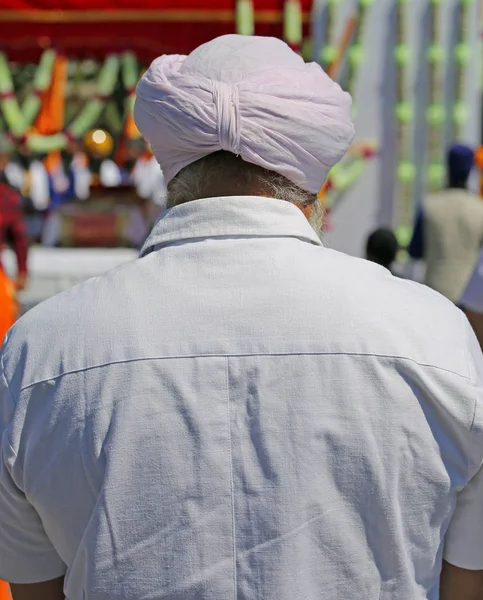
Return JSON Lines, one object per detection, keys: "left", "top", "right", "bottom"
{"left": 2, "top": 197, "right": 483, "bottom": 599}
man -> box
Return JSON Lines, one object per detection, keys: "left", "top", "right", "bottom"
{"left": 0, "top": 149, "right": 28, "bottom": 341}
{"left": 365, "top": 227, "right": 399, "bottom": 273}
{"left": 1, "top": 35, "right": 483, "bottom": 600}
{"left": 408, "top": 144, "right": 483, "bottom": 303}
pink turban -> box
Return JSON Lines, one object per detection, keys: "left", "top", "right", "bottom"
{"left": 134, "top": 34, "right": 355, "bottom": 194}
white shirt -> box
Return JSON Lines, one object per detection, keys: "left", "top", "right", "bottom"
{"left": 461, "top": 249, "right": 483, "bottom": 312}
{"left": 1, "top": 196, "right": 483, "bottom": 599}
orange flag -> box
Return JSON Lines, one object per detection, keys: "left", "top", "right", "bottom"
{"left": 35, "top": 54, "right": 68, "bottom": 173}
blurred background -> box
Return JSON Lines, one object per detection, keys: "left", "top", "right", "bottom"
{"left": 0, "top": 0, "right": 482, "bottom": 312}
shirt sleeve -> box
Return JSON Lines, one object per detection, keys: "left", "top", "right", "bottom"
{"left": 460, "top": 250, "right": 483, "bottom": 313}
{"left": 0, "top": 349, "right": 66, "bottom": 584}
{"left": 444, "top": 316, "right": 483, "bottom": 570}
{"left": 444, "top": 466, "right": 483, "bottom": 570}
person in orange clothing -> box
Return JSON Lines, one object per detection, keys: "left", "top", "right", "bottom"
{"left": 0, "top": 144, "right": 29, "bottom": 342}
{"left": 0, "top": 581, "right": 11, "bottom": 600}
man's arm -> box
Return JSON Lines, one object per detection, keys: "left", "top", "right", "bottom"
{"left": 465, "top": 310, "right": 483, "bottom": 351}
{"left": 440, "top": 561, "right": 483, "bottom": 600}
{"left": 10, "top": 577, "right": 65, "bottom": 600}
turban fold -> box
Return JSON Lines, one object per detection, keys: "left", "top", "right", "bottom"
{"left": 134, "top": 34, "right": 355, "bottom": 194}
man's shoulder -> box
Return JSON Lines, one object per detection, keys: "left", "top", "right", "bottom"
{"left": 321, "top": 249, "right": 469, "bottom": 376}
{"left": 2, "top": 258, "right": 140, "bottom": 389}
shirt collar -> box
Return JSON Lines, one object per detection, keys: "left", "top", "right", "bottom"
{"left": 140, "top": 196, "right": 323, "bottom": 256}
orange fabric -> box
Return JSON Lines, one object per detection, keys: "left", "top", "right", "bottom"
{"left": 0, "top": 582, "right": 11, "bottom": 600}
{"left": 35, "top": 54, "right": 68, "bottom": 174}
{"left": 0, "top": 269, "right": 17, "bottom": 343}
{"left": 475, "top": 146, "right": 483, "bottom": 198}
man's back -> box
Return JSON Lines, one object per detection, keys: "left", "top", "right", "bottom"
{"left": 424, "top": 189, "right": 483, "bottom": 302}
{"left": 1, "top": 198, "right": 483, "bottom": 599}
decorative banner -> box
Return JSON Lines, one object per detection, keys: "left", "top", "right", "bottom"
{"left": 452, "top": 0, "right": 473, "bottom": 141}
{"left": 284, "top": 0, "right": 303, "bottom": 53}
{"left": 236, "top": 0, "right": 254, "bottom": 35}
{"left": 426, "top": 0, "right": 446, "bottom": 192}
{"left": 0, "top": 49, "right": 57, "bottom": 138}
{"left": 122, "top": 52, "right": 141, "bottom": 139}
{"left": 0, "top": 52, "right": 29, "bottom": 138}
{"left": 28, "top": 54, "right": 121, "bottom": 153}
{"left": 22, "top": 49, "right": 57, "bottom": 126}
{"left": 394, "top": 0, "right": 415, "bottom": 248}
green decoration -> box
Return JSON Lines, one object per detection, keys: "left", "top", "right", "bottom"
{"left": 21, "top": 49, "right": 57, "bottom": 126}
{"left": 321, "top": 46, "right": 338, "bottom": 65}
{"left": 322, "top": 0, "right": 339, "bottom": 70}
{"left": 394, "top": 44, "right": 411, "bottom": 66}
{"left": 397, "top": 162, "right": 416, "bottom": 183}
{"left": 452, "top": 0, "right": 473, "bottom": 140}
{"left": 28, "top": 54, "right": 121, "bottom": 153}
{"left": 427, "top": 162, "right": 446, "bottom": 188}
{"left": 0, "top": 52, "right": 27, "bottom": 137}
{"left": 394, "top": 0, "right": 415, "bottom": 239}
{"left": 236, "top": 0, "right": 254, "bottom": 36}
{"left": 284, "top": 0, "right": 303, "bottom": 47}
{"left": 395, "top": 101, "right": 413, "bottom": 123}
{"left": 395, "top": 225, "right": 413, "bottom": 249}
{"left": 426, "top": 0, "right": 446, "bottom": 191}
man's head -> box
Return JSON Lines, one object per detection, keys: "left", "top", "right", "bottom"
{"left": 366, "top": 228, "right": 399, "bottom": 271}
{"left": 134, "top": 34, "right": 354, "bottom": 219}
{"left": 447, "top": 144, "right": 474, "bottom": 189}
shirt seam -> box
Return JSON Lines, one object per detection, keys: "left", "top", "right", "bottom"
{"left": 17, "top": 351, "right": 470, "bottom": 392}
{"left": 225, "top": 357, "right": 237, "bottom": 600}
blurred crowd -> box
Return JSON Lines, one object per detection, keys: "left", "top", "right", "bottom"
{"left": 0, "top": 129, "right": 166, "bottom": 247}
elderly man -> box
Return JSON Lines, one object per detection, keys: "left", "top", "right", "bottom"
{"left": 1, "top": 35, "right": 483, "bottom": 600}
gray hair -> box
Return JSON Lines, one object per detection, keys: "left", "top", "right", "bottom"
{"left": 167, "top": 151, "right": 316, "bottom": 209}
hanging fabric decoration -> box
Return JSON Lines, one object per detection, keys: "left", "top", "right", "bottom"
{"left": 0, "top": 52, "right": 28, "bottom": 138}
{"left": 0, "top": 49, "right": 56, "bottom": 138}
{"left": 22, "top": 49, "right": 57, "bottom": 127}
{"left": 284, "top": 0, "right": 303, "bottom": 54}
{"left": 452, "top": 0, "right": 473, "bottom": 141}
{"left": 28, "top": 54, "right": 121, "bottom": 153}
{"left": 394, "top": 0, "right": 415, "bottom": 249}
{"left": 122, "top": 52, "right": 141, "bottom": 140}
{"left": 322, "top": 0, "right": 340, "bottom": 69}
{"left": 344, "top": 0, "right": 374, "bottom": 115}
{"left": 426, "top": 0, "right": 446, "bottom": 191}
{"left": 236, "top": 0, "right": 255, "bottom": 36}
{"left": 34, "top": 54, "right": 68, "bottom": 174}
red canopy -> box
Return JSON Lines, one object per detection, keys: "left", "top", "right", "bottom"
{"left": 0, "top": 0, "right": 313, "bottom": 62}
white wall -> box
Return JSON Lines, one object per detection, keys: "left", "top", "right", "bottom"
{"left": 312, "top": 0, "right": 481, "bottom": 257}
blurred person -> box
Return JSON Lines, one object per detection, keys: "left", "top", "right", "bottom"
{"left": 365, "top": 227, "right": 399, "bottom": 273}
{"left": 48, "top": 142, "right": 80, "bottom": 209}
{"left": 2, "top": 35, "right": 483, "bottom": 600}
{"left": 0, "top": 164, "right": 28, "bottom": 341}
{"left": 459, "top": 247, "right": 483, "bottom": 348}
{"left": 0, "top": 136, "right": 23, "bottom": 191}
{"left": 408, "top": 144, "right": 483, "bottom": 303}
{"left": 126, "top": 138, "right": 167, "bottom": 207}
{"left": 16, "top": 142, "right": 50, "bottom": 211}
